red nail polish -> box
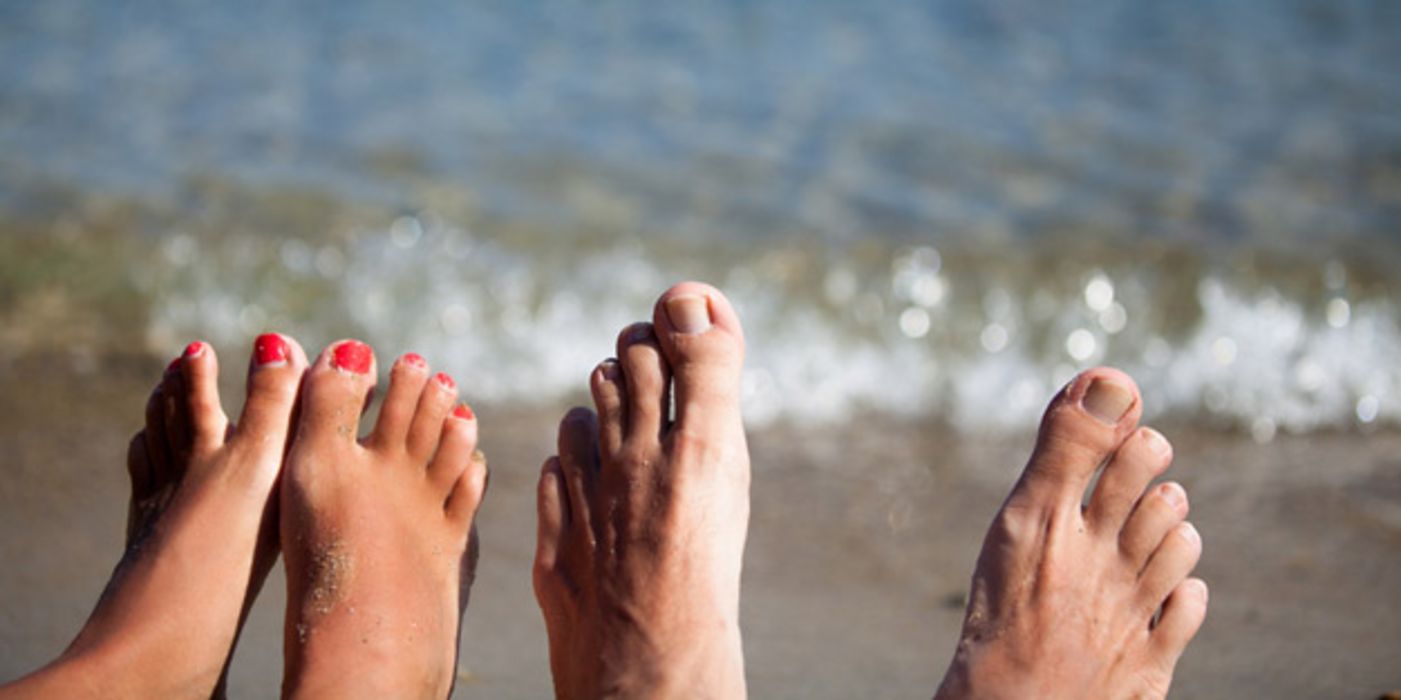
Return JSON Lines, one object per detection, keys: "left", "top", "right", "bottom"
{"left": 254, "top": 333, "right": 290, "bottom": 366}
{"left": 402, "top": 352, "right": 427, "bottom": 369}
{"left": 434, "top": 372, "right": 456, "bottom": 390}
{"left": 166, "top": 356, "right": 181, "bottom": 373}
{"left": 453, "top": 403, "right": 474, "bottom": 420}
{"left": 331, "top": 340, "right": 373, "bottom": 374}
{"left": 183, "top": 341, "right": 205, "bottom": 358}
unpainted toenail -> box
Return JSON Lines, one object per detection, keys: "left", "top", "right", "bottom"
{"left": 1178, "top": 522, "right": 1200, "bottom": 544}
{"left": 1144, "top": 428, "right": 1170, "bottom": 456}
{"left": 598, "top": 360, "right": 620, "bottom": 381}
{"left": 1082, "top": 378, "right": 1133, "bottom": 425}
{"left": 1160, "top": 483, "right": 1185, "bottom": 509}
{"left": 665, "top": 294, "right": 712, "bottom": 334}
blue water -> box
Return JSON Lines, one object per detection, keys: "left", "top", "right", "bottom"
{"left": 2, "top": 0, "right": 1399, "bottom": 434}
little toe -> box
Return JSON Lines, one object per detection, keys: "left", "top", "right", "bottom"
{"left": 445, "top": 449, "right": 488, "bottom": 526}
{"left": 298, "top": 339, "right": 379, "bottom": 447}
{"left": 557, "top": 408, "right": 600, "bottom": 537}
{"left": 1007, "top": 368, "right": 1142, "bottom": 514}
{"left": 616, "top": 323, "right": 669, "bottom": 442}
{"left": 369, "top": 352, "right": 431, "bottom": 449}
{"left": 1150, "top": 578, "right": 1209, "bottom": 669}
{"left": 229, "top": 333, "right": 307, "bottom": 462}
{"left": 177, "top": 340, "right": 230, "bottom": 454}
{"left": 429, "top": 404, "right": 479, "bottom": 493}
{"left": 1087, "top": 427, "right": 1174, "bottom": 534}
{"left": 1120, "top": 481, "right": 1190, "bottom": 568}
{"left": 126, "top": 432, "right": 155, "bottom": 503}
{"left": 651, "top": 281, "right": 745, "bottom": 436}
{"left": 1135, "top": 522, "right": 1203, "bottom": 617}
{"left": 533, "top": 457, "right": 571, "bottom": 600}
{"left": 590, "top": 359, "right": 625, "bottom": 461}
{"left": 405, "top": 371, "right": 459, "bottom": 460}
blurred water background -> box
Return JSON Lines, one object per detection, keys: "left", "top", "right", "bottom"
{"left": 2, "top": 0, "right": 1400, "bottom": 435}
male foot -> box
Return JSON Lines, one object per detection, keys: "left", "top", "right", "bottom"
{"left": 533, "top": 282, "right": 751, "bottom": 699}
{"left": 936, "top": 369, "right": 1208, "bottom": 699}
{"left": 280, "top": 342, "right": 487, "bottom": 699}
{"left": 1, "top": 335, "right": 305, "bottom": 698}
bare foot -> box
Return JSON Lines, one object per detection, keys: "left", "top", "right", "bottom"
{"left": 0, "top": 335, "right": 305, "bottom": 698}
{"left": 279, "top": 342, "right": 487, "bottom": 699}
{"left": 533, "top": 282, "right": 750, "bottom": 699}
{"left": 936, "top": 368, "right": 1208, "bottom": 700}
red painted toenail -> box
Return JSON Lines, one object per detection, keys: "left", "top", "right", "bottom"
{"left": 166, "top": 356, "right": 181, "bottom": 373}
{"left": 254, "top": 333, "right": 290, "bottom": 366}
{"left": 402, "top": 352, "right": 427, "bottom": 369}
{"left": 453, "top": 403, "right": 474, "bottom": 420}
{"left": 183, "top": 340, "right": 205, "bottom": 358}
{"left": 434, "top": 372, "right": 456, "bottom": 390}
{"left": 331, "top": 340, "right": 373, "bottom": 374}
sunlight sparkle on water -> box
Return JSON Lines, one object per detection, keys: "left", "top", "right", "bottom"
{"left": 1326, "top": 298, "right": 1351, "bottom": 328}
{"left": 1356, "top": 395, "right": 1380, "bottom": 423}
{"left": 898, "top": 307, "right": 931, "bottom": 338}
{"left": 1065, "top": 328, "right": 1096, "bottom": 362}
{"left": 1084, "top": 272, "right": 1114, "bottom": 312}
{"left": 980, "top": 323, "right": 1009, "bottom": 353}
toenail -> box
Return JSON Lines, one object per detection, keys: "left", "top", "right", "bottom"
{"left": 598, "top": 360, "right": 620, "bottom": 381}
{"left": 665, "top": 294, "right": 712, "bottom": 334}
{"left": 434, "top": 372, "right": 456, "bottom": 390}
{"left": 331, "top": 340, "right": 373, "bottom": 374}
{"left": 1187, "top": 579, "right": 1209, "bottom": 601}
{"left": 452, "top": 403, "right": 474, "bottom": 420}
{"left": 1178, "top": 522, "right": 1200, "bottom": 544}
{"left": 401, "top": 352, "right": 427, "bottom": 369}
{"left": 1144, "top": 428, "right": 1171, "bottom": 456}
{"left": 625, "top": 324, "right": 653, "bottom": 343}
{"left": 1082, "top": 378, "right": 1133, "bottom": 425}
{"left": 254, "top": 333, "right": 290, "bottom": 366}
{"left": 1159, "top": 483, "right": 1185, "bottom": 509}
{"left": 183, "top": 340, "right": 206, "bottom": 359}
{"left": 166, "top": 356, "right": 181, "bottom": 373}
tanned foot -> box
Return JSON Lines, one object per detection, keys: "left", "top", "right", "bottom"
{"left": 280, "top": 342, "right": 486, "bottom": 699}
{"left": 936, "top": 368, "right": 1208, "bottom": 700}
{"left": 0, "top": 335, "right": 306, "bottom": 698}
{"left": 533, "top": 282, "right": 750, "bottom": 700}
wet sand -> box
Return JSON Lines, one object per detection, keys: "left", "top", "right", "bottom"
{"left": 1, "top": 353, "right": 1399, "bottom": 698}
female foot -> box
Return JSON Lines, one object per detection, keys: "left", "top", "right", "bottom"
{"left": 279, "top": 342, "right": 487, "bottom": 699}
{"left": 936, "top": 369, "right": 1208, "bottom": 699}
{"left": 533, "top": 282, "right": 751, "bottom": 699}
{"left": 1, "top": 335, "right": 306, "bottom": 698}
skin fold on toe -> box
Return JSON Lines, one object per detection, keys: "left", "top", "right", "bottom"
{"left": 936, "top": 368, "right": 1208, "bottom": 700}
{"left": 0, "top": 335, "right": 306, "bottom": 700}
{"left": 279, "top": 342, "right": 487, "bottom": 700}
{"left": 533, "top": 282, "right": 751, "bottom": 700}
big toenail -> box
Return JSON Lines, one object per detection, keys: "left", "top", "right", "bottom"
{"left": 1082, "top": 378, "right": 1133, "bottom": 425}
{"left": 434, "top": 372, "right": 456, "bottom": 390}
{"left": 452, "top": 403, "right": 474, "bottom": 420}
{"left": 183, "top": 340, "right": 206, "bottom": 358}
{"left": 254, "top": 333, "right": 290, "bottom": 366}
{"left": 402, "top": 352, "right": 427, "bottom": 369}
{"left": 331, "top": 340, "right": 373, "bottom": 374}
{"left": 665, "top": 294, "right": 712, "bottom": 334}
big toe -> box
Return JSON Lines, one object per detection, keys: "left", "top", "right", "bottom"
{"left": 651, "top": 281, "right": 746, "bottom": 434}
{"left": 297, "top": 339, "right": 378, "bottom": 447}
{"left": 1008, "top": 368, "right": 1142, "bottom": 514}
{"left": 228, "top": 332, "right": 308, "bottom": 462}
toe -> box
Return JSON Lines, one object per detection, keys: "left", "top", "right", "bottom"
{"left": 298, "top": 339, "right": 379, "bottom": 447}
{"left": 406, "top": 371, "right": 459, "bottom": 460}
{"left": 557, "top": 408, "right": 599, "bottom": 537}
{"left": 445, "top": 449, "right": 488, "bottom": 526}
{"left": 144, "top": 383, "right": 174, "bottom": 486}
{"left": 1087, "top": 427, "right": 1173, "bottom": 534}
{"left": 1120, "top": 481, "right": 1190, "bottom": 568}
{"left": 651, "top": 281, "right": 746, "bottom": 436}
{"left": 590, "top": 359, "right": 625, "bottom": 462}
{"left": 533, "top": 457, "right": 569, "bottom": 594}
{"left": 429, "top": 404, "right": 479, "bottom": 493}
{"left": 1007, "top": 368, "right": 1142, "bottom": 514}
{"left": 230, "top": 333, "right": 307, "bottom": 460}
{"left": 616, "top": 323, "right": 669, "bottom": 441}
{"left": 126, "top": 432, "right": 154, "bottom": 502}
{"left": 370, "top": 352, "right": 431, "bottom": 449}
{"left": 177, "top": 340, "right": 230, "bottom": 455}
{"left": 1135, "top": 522, "right": 1202, "bottom": 617}
{"left": 1150, "top": 578, "right": 1209, "bottom": 669}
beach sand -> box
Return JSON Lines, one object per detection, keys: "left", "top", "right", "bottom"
{"left": 1, "top": 353, "right": 1398, "bottom": 698}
